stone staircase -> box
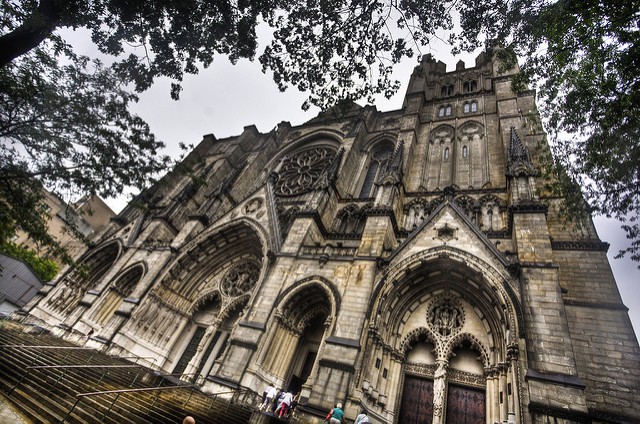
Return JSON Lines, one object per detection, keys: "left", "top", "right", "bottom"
{"left": 0, "top": 319, "right": 258, "bottom": 423}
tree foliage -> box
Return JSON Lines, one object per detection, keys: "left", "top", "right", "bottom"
{"left": 0, "top": 240, "right": 59, "bottom": 281}
{"left": 0, "top": 34, "right": 170, "bottom": 263}
{"left": 1, "top": 0, "right": 639, "bottom": 263}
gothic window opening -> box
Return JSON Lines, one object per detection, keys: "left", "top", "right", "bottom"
{"left": 441, "top": 84, "right": 454, "bottom": 97}
{"left": 463, "top": 80, "right": 478, "bottom": 93}
{"left": 359, "top": 144, "right": 394, "bottom": 198}
{"left": 462, "top": 145, "right": 468, "bottom": 158}
{"left": 446, "top": 105, "right": 452, "bottom": 116}
{"left": 46, "top": 241, "right": 120, "bottom": 314}
{"left": 444, "top": 148, "right": 450, "bottom": 160}
{"left": 91, "top": 264, "right": 143, "bottom": 325}
{"left": 463, "top": 101, "right": 478, "bottom": 114}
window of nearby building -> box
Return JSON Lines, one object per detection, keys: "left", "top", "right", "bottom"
{"left": 446, "top": 106, "right": 452, "bottom": 116}
{"left": 462, "top": 145, "right": 468, "bottom": 158}
{"left": 444, "top": 147, "right": 450, "bottom": 160}
{"left": 439, "top": 106, "right": 446, "bottom": 117}
{"left": 471, "top": 101, "right": 477, "bottom": 112}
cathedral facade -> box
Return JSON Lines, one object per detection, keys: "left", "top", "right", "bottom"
{"left": 25, "top": 53, "right": 640, "bottom": 423}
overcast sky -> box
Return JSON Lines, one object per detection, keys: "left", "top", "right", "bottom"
{"left": 67, "top": 31, "right": 639, "bottom": 338}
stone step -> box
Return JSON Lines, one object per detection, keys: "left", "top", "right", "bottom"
{"left": 0, "top": 320, "right": 255, "bottom": 424}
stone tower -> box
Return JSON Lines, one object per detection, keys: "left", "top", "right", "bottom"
{"left": 25, "top": 53, "right": 640, "bottom": 423}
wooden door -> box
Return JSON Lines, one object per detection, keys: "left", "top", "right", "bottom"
{"left": 398, "top": 375, "right": 434, "bottom": 424}
{"left": 445, "top": 384, "right": 485, "bottom": 424}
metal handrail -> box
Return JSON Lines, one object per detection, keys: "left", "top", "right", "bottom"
{"left": 63, "top": 384, "right": 198, "bottom": 423}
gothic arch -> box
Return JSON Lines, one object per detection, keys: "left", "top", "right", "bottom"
{"left": 46, "top": 240, "right": 122, "bottom": 314}
{"left": 159, "top": 219, "right": 268, "bottom": 300}
{"left": 429, "top": 124, "right": 455, "bottom": 143}
{"left": 458, "top": 120, "right": 484, "bottom": 138}
{"left": 273, "top": 275, "right": 340, "bottom": 321}
{"left": 89, "top": 262, "right": 145, "bottom": 325}
{"left": 361, "top": 247, "right": 522, "bottom": 423}
{"left": 445, "top": 332, "right": 490, "bottom": 368}
{"left": 400, "top": 327, "right": 439, "bottom": 355}
{"left": 266, "top": 132, "right": 342, "bottom": 173}
{"left": 360, "top": 133, "right": 398, "bottom": 154}
{"left": 258, "top": 277, "right": 338, "bottom": 394}
{"left": 371, "top": 247, "right": 519, "bottom": 339}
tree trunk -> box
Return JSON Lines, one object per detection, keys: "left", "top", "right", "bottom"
{"left": 0, "top": 0, "right": 66, "bottom": 67}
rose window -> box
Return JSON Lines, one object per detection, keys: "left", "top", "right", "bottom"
{"left": 275, "top": 147, "right": 336, "bottom": 196}
{"left": 220, "top": 261, "right": 260, "bottom": 297}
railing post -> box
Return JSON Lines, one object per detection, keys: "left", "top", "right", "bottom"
{"left": 183, "top": 386, "right": 195, "bottom": 408}
{"left": 61, "top": 397, "right": 81, "bottom": 423}
{"left": 9, "top": 348, "right": 41, "bottom": 396}
{"left": 101, "top": 392, "right": 121, "bottom": 423}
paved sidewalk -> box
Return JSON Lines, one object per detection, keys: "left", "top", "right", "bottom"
{"left": 0, "top": 394, "right": 30, "bottom": 423}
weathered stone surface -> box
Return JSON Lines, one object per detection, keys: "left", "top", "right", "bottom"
{"left": 24, "top": 53, "right": 640, "bottom": 424}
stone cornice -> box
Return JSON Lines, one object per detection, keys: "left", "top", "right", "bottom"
{"left": 525, "top": 369, "right": 586, "bottom": 389}
{"left": 551, "top": 240, "right": 609, "bottom": 252}
{"left": 318, "top": 358, "right": 355, "bottom": 372}
{"left": 563, "top": 298, "right": 628, "bottom": 311}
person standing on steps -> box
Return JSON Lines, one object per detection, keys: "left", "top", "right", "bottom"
{"left": 259, "top": 384, "right": 278, "bottom": 411}
{"left": 278, "top": 390, "right": 294, "bottom": 418}
{"left": 324, "top": 402, "right": 344, "bottom": 424}
{"left": 354, "top": 410, "right": 370, "bottom": 424}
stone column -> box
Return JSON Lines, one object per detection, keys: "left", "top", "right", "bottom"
{"left": 507, "top": 345, "right": 519, "bottom": 424}
{"left": 432, "top": 359, "right": 448, "bottom": 424}
{"left": 183, "top": 324, "right": 218, "bottom": 380}
{"left": 499, "top": 363, "right": 508, "bottom": 423}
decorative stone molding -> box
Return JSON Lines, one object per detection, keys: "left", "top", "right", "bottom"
{"left": 427, "top": 293, "right": 465, "bottom": 338}
{"left": 550, "top": 240, "right": 610, "bottom": 252}
{"left": 274, "top": 147, "right": 337, "bottom": 196}
{"left": 220, "top": 260, "right": 260, "bottom": 298}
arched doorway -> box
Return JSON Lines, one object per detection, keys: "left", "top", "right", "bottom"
{"left": 258, "top": 281, "right": 333, "bottom": 395}
{"left": 362, "top": 251, "right": 521, "bottom": 424}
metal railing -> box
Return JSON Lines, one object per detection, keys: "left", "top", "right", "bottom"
{"left": 0, "top": 320, "right": 262, "bottom": 423}
{"left": 64, "top": 384, "right": 198, "bottom": 423}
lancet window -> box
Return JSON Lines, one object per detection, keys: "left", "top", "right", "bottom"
{"left": 359, "top": 143, "right": 394, "bottom": 198}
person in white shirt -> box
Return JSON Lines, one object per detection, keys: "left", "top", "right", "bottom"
{"left": 278, "top": 390, "right": 294, "bottom": 418}
{"left": 355, "top": 410, "right": 370, "bottom": 424}
{"left": 259, "top": 384, "right": 278, "bottom": 411}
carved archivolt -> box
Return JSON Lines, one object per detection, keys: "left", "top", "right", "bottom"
{"left": 274, "top": 147, "right": 337, "bottom": 196}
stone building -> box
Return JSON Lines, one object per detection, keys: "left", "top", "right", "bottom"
{"left": 24, "top": 53, "right": 640, "bottom": 423}
{"left": 13, "top": 192, "right": 115, "bottom": 260}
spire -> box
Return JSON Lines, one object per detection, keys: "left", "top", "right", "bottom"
{"left": 506, "top": 127, "right": 536, "bottom": 177}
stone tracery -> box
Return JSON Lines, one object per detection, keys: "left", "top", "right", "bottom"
{"left": 275, "top": 147, "right": 337, "bottom": 196}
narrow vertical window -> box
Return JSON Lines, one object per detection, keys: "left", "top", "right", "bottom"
{"left": 444, "top": 147, "right": 450, "bottom": 160}
{"left": 471, "top": 101, "right": 477, "bottom": 112}
{"left": 439, "top": 106, "right": 445, "bottom": 117}
{"left": 445, "top": 106, "right": 452, "bottom": 116}
{"left": 462, "top": 145, "right": 468, "bottom": 158}
{"left": 464, "top": 103, "right": 470, "bottom": 113}
{"left": 359, "top": 144, "right": 394, "bottom": 198}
